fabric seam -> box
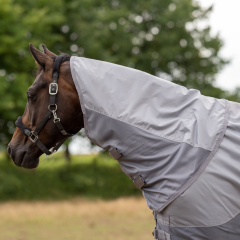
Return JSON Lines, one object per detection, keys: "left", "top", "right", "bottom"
{"left": 159, "top": 207, "right": 240, "bottom": 228}
{"left": 70, "top": 57, "right": 101, "bottom": 149}
{"left": 70, "top": 57, "right": 230, "bottom": 214}
{"left": 84, "top": 106, "right": 216, "bottom": 152}
{"left": 157, "top": 100, "right": 230, "bottom": 212}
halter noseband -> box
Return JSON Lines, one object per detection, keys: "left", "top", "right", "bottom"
{"left": 15, "top": 55, "right": 74, "bottom": 158}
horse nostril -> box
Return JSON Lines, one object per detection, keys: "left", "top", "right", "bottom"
{"left": 7, "top": 146, "right": 12, "bottom": 157}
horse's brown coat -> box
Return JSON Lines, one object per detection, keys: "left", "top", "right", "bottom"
{"left": 8, "top": 44, "right": 84, "bottom": 168}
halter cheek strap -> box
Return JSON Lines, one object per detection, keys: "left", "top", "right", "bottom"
{"left": 15, "top": 55, "right": 74, "bottom": 158}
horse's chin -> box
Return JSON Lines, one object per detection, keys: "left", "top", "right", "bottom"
{"left": 21, "top": 157, "right": 39, "bottom": 169}
{"left": 8, "top": 143, "right": 40, "bottom": 169}
{"left": 12, "top": 151, "right": 40, "bottom": 169}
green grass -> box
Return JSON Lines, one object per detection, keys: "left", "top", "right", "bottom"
{"left": 0, "top": 152, "right": 141, "bottom": 201}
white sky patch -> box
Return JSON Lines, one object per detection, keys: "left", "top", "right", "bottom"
{"left": 69, "top": 134, "right": 101, "bottom": 155}
{"left": 198, "top": 0, "right": 240, "bottom": 91}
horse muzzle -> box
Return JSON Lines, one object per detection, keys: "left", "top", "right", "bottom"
{"left": 7, "top": 143, "right": 39, "bottom": 169}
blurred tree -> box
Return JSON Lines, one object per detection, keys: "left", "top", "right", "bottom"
{"left": 1, "top": 0, "right": 239, "bottom": 155}
{"left": 62, "top": 0, "right": 240, "bottom": 98}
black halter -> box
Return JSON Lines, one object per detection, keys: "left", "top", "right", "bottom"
{"left": 15, "top": 55, "right": 74, "bottom": 158}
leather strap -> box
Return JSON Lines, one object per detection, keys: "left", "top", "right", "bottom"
{"left": 52, "top": 135, "right": 69, "bottom": 152}
{"left": 33, "top": 110, "right": 52, "bottom": 135}
{"left": 15, "top": 55, "right": 75, "bottom": 156}
{"left": 109, "top": 148, "right": 122, "bottom": 160}
{"left": 15, "top": 116, "right": 31, "bottom": 137}
{"left": 35, "top": 138, "right": 52, "bottom": 155}
{"left": 49, "top": 72, "right": 59, "bottom": 106}
{"left": 133, "top": 175, "right": 146, "bottom": 189}
{"left": 54, "top": 119, "right": 72, "bottom": 136}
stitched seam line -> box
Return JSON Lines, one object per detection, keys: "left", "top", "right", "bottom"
{"left": 157, "top": 99, "right": 229, "bottom": 212}
{"left": 70, "top": 57, "right": 101, "bottom": 149}
{"left": 161, "top": 207, "right": 240, "bottom": 228}
{"left": 84, "top": 106, "right": 221, "bottom": 152}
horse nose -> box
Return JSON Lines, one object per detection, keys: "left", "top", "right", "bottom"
{"left": 7, "top": 145, "right": 12, "bottom": 158}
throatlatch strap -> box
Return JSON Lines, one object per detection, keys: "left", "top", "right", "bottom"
{"left": 54, "top": 120, "right": 72, "bottom": 136}
{"left": 35, "top": 138, "right": 52, "bottom": 155}
{"left": 109, "top": 148, "right": 122, "bottom": 160}
{"left": 133, "top": 175, "right": 146, "bottom": 189}
{"left": 52, "top": 136, "right": 69, "bottom": 152}
{"left": 35, "top": 135, "right": 69, "bottom": 156}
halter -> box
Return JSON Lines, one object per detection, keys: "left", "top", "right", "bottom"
{"left": 15, "top": 55, "right": 74, "bottom": 158}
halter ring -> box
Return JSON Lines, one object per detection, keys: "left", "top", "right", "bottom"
{"left": 48, "top": 104, "right": 57, "bottom": 113}
{"left": 45, "top": 149, "right": 56, "bottom": 159}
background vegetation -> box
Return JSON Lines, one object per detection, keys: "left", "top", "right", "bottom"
{"left": 1, "top": 0, "right": 240, "bottom": 154}
{"left": 0, "top": 152, "right": 140, "bottom": 201}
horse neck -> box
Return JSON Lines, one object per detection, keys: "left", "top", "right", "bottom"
{"left": 60, "top": 61, "right": 84, "bottom": 132}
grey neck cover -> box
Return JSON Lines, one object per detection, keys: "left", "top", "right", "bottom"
{"left": 70, "top": 56, "right": 229, "bottom": 212}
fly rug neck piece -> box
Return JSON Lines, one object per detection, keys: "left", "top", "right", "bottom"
{"left": 15, "top": 55, "right": 73, "bottom": 158}
{"left": 70, "top": 56, "right": 240, "bottom": 240}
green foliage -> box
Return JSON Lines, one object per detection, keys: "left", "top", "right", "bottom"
{"left": 0, "top": 0, "right": 239, "bottom": 149}
{"left": 59, "top": 0, "right": 228, "bottom": 95}
{"left": 0, "top": 153, "right": 140, "bottom": 201}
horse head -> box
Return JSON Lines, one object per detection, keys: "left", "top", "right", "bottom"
{"left": 7, "top": 44, "right": 83, "bottom": 169}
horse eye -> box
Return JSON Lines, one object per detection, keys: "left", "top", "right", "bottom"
{"left": 27, "top": 93, "right": 35, "bottom": 102}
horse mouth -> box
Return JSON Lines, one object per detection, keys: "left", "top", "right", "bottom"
{"left": 20, "top": 151, "right": 26, "bottom": 167}
{"left": 21, "top": 153, "right": 40, "bottom": 169}
{"left": 10, "top": 151, "right": 26, "bottom": 167}
{"left": 12, "top": 151, "right": 39, "bottom": 169}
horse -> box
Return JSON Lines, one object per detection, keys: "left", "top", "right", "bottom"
{"left": 8, "top": 44, "right": 84, "bottom": 169}
{"left": 8, "top": 44, "right": 240, "bottom": 240}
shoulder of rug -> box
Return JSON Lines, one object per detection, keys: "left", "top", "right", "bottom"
{"left": 70, "top": 56, "right": 229, "bottom": 211}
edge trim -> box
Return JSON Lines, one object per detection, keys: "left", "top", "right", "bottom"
{"left": 157, "top": 100, "right": 230, "bottom": 212}
{"left": 70, "top": 57, "right": 100, "bottom": 148}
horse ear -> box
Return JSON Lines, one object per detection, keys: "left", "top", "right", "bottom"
{"left": 42, "top": 44, "right": 57, "bottom": 57}
{"left": 29, "top": 43, "right": 52, "bottom": 68}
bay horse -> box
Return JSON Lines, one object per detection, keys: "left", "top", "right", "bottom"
{"left": 8, "top": 44, "right": 240, "bottom": 240}
{"left": 8, "top": 44, "right": 84, "bottom": 169}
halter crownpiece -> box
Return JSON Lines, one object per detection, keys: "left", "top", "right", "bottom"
{"left": 15, "top": 55, "right": 74, "bottom": 158}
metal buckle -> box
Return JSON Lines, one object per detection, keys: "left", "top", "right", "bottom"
{"left": 45, "top": 149, "right": 56, "bottom": 159}
{"left": 49, "top": 83, "right": 58, "bottom": 95}
{"left": 61, "top": 130, "right": 67, "bottom": 135}
{"left": 29, "top": 131, "right": 38, "bottom": 143}
{"left": 52, "top": 109, "right": 60, "bottom": 123}
{"left": 53, "top": 118, "right": 60, "bottom": 123}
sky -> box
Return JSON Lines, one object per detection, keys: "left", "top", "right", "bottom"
{"left": 70, "top": 0, "right": 240, "bottom": 154}
{"left": 198, "top": 0, "right": 240, "bottom": 91}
